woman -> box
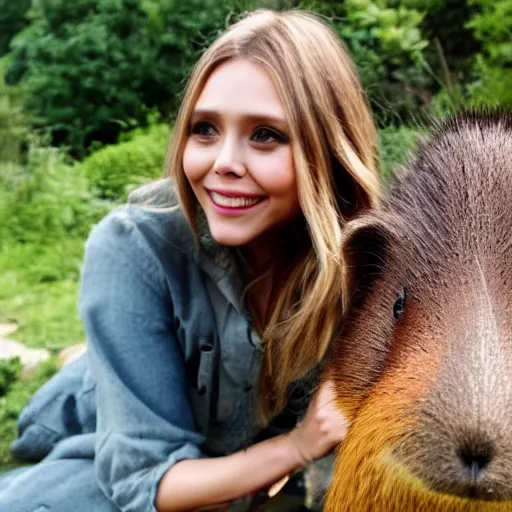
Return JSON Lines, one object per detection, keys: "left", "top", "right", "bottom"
{"left": 0, "top": 9, "right": 380, "bottom": 512}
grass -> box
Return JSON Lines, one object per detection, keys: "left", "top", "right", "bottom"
{"left": 0, "top": 239, "right": 86, "bottom": 349}
{"left": 0, "top": 239, "right": 86, "bottom": 472}
{"left": 0, "top": 358, "right": 59, "bottom": 470}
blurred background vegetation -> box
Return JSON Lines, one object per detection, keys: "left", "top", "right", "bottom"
{"left": 0, "top": 0, "right": 510, "bottom": 467}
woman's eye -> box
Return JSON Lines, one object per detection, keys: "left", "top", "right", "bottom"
{"left": 252, "top": 127, "right": 286, "bottom": 144}
{"left": 190, "top": 121, "right": 217, "bottom": 139}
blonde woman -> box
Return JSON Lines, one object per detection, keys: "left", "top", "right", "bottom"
{"left": 0, "top": 9, "right": 380, "bottom": 512}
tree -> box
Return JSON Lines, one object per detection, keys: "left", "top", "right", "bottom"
{"left": 0, "top": 0, "right": 31, "bottom": 57}
{"left": 5, "top": 0, "right": 247, "bottom": 155}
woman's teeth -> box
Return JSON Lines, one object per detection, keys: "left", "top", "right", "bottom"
{"left": 210, "top": 191, "right": 262, "bottom": 208}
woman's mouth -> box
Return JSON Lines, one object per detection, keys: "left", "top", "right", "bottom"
{"left": 208, "top": 190, "right": 265, "bottom": 209}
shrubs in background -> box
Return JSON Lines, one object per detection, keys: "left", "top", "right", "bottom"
{"left": 4, "top": 0, "right": 170, "bottom": 154}
{"left": 0, "top": 142, "right": 110, "bottom": 249}
{"left": 0, "top": 359, "right": 22, "bottom": 397}
{"left": 81, "top": 123, "right": 170, "bottom": 201}
{"left": 0, "top": 58, "right": 27, "bottom": 163}
{"left": 379, "top": 125, "right": 423, "bottom": 180}
{"left": 304, "top": 0, "right": 431, "bottom": 126}
{"left": 466, "top": 0, "right": 512, "bottom": 108}
{"left": 3, "top": 0, "right": 247, "bottom": 155}
{"left": 0, "top": 0, "right": 31, "bottom": 57}
{"left": 1, "top": 0, "right": 509, "bottom": 154}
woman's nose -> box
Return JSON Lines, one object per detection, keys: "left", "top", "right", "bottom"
{"left": 212, "top": 136, "right": 246, "bottom": 177}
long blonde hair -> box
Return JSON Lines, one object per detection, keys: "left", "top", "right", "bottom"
{"left": 166, "top": 9, "right": 381, "bottom": 421}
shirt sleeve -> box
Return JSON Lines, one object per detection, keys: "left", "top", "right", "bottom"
{"left": 79, "top": 207, "right": 205, "bottom": 512}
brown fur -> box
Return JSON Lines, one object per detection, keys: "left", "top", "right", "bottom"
{"left": 325, "top": 111, "right": 512, "bottom": 511}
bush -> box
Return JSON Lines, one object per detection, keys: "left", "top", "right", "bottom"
{"left": 0, "top": 0, "right": 31, "bottom": 57}
{"left": 4, "top": 0, "right": 249, "bottom": 155}
{"left": 467, "top": 59, "right": 512, "bottom": 109}
{"left": 0, "top": 58, "right": 28, "bottom": 163}
{"left": 0, "top": 141, "right": 111, "bottom": 248}
{"left": 302, "top": 0, "right": 431, "bottom": 125}
{"left": 466, "top": 0, "right": 512, "bottom": 108}
{"left": 378, "top": 125, "right": 423, "bottom": 180}
{"left": 80, "top": 123, "right": 170, "bottom": 201}
{"left": 403, "top": 0, "right": 479, "bottom": 64}
{"left": 0, "top": 359, "right": 22, "bottom": 397}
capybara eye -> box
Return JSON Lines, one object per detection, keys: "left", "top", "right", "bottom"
{"left": 393, "top": 287, "right": 407, "bottom": 319}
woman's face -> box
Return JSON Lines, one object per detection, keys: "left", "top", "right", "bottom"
{"left": 183, "top": 58, "right": 300, "bottom": 257}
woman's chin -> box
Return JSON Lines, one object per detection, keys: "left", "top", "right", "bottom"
{"left": 204, "top": 223, "right": 261, "bottom": 249}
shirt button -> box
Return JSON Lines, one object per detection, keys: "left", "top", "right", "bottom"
{"left": 243, "top": 382, "right": 253, "bottom": 392}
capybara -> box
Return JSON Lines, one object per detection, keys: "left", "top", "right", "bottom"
{"left": 325, "top": 111, "right": 512, "bottom": 512}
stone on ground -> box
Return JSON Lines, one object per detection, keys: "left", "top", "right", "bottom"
{"left": 0, "top": 323, "right": 19, "bottom": 337}
{"left": 0, "top": 338, "right": 50, "bottom": 374}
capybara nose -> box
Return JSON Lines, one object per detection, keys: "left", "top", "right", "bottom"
{"left": 457, "top": 439, "right": 494, "bottom": 483}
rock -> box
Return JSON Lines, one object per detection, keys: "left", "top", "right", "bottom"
{"left": 0, "top": 323, "right": 19, "bottom": 337}
{"left": 58, "top": 342, "right": 87, "bottom": 367}
{"left": 0, "top": 338, "right": 51, "bottom": 374}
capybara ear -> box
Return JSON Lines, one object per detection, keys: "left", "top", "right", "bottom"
{"left": 342, "top": 214, "right": 397, "bottom": 314}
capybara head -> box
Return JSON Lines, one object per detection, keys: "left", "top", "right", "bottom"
{"left": 326, "top": 112, "right": 512, "bottom": 512}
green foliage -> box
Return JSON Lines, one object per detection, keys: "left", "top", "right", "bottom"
{"left": 1, "top": 0, "right": 507, "bottom": 155}
{"left": 0, "top": 142, "right": 111, "bottom": 247}
{"left": 468, "top": 0, "right": 512, "bottom": 63}
{"left": 0, "top": 58, "right": 28, "bottom": 163}
{"left": 80, "top": 123, "right": 170, "bottom": 200}
{"left": 345, "top": 0, "right": 428, "bottom": 60}
{"left": 0, "top": 141, "right": 102, "bottom": 349}
{"left": 0, "top": 359, "right": 22, "bottom": 397}
{"left": 466, "top": 0, "right": 512, "bottom": 108}
{"left": 0, "top": 358, "right": 58, "bottom": 468}
{"left": 301, "top": 0, "right": 431, "bottom": 125}
{"left": 5, "top": 0, "right": 161, "bottom": 154}
{"left": 378, "top": 125, "right": 423, "bottom": 180}
{"left": 428, "top": 83, "right": 467, "bottom": 118}
{"left": 0, "top": 0, "right": 31, "bottom": 57}
{"left": 403, "top": 0, "right": 479, "bottom": 64}
{"left": 467, "top": 60, "right": 512, "bottom": 109}
{"left": 4, "top": 0, "right": 249, "bottom": 155}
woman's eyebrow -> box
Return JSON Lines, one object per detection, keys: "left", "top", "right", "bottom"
{"left": 190, "top": 109, "right": 288, "bottom": 128}
{"left": 190, "top": 109, "right": 219, "bottom": 121}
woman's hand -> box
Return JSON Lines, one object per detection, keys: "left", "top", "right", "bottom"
{"left": 157, "top": 381, "right": 347, "bottom": 511}
{"left": 287, "top": 380, "right": 348, "bottom": 466}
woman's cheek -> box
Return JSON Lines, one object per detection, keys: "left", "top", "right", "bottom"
{"left": 183, "top": 142, "right": 215, "bottom": 182}
{"left": 249, "top": 148, "right": 296, "bottom": 196}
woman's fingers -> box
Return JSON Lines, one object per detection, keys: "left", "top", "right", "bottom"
{"left": 289, "top": 380, "right": 349, "bottom": 464}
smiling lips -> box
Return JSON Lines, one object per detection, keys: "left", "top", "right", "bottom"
{"left": 209, "top": 190, "right": 265, "bottom": 209}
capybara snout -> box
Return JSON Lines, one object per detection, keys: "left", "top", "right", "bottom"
{"left": 326, "top": 111, "right": 512, "bottom": 512}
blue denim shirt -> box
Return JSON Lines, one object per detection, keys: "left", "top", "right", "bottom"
{"left": 9, "top": 180, "right": 312, "bottom": 512}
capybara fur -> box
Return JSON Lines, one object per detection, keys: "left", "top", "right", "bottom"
{"left": 325, "top": 111, "right": 512, "bottom": 512}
